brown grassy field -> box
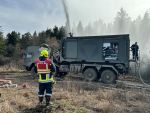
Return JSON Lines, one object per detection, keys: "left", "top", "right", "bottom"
{"left": 0, "top": 73, "right": 150, "bottom": 113}
{"left": 0, "top": 63, "right": 24, "bottom": 73}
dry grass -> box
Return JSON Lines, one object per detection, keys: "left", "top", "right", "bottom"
{"left": 0, "top": 88, "right": 36, "bottom": 113}
{"left": 0, "top": 74, "right": 150, "bottom": 113}
{"left": 0, "top": 63, "right": 24, "bottom": 72}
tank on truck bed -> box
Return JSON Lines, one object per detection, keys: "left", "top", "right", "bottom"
{"left": 59, "top": 34, "right": 130, "bottom": 84}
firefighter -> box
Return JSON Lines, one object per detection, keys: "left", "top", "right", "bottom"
{"left": 28, "top": 49, "right": 56, "bottom": 106}
{"left": 131, "top": 42, "right": 139, "bottom": 61}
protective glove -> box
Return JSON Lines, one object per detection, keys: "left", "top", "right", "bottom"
{"left": 26, "top": 67, "right": 30, "bottom": 71}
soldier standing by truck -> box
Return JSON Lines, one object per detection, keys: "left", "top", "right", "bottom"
{"left": 131, "top": 42, "right": 139, "bottom": 61}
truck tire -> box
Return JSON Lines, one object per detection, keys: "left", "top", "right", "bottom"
{"left": 83, "top": 68, "right": 97, "bottom": 81}
{"left": 101, "top": 69, "right": 117, "bottom": 84}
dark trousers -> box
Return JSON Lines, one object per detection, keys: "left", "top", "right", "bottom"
{"left": 38, "top": 82, "right": 52, "bottom": 97}
{"left": 132, "top": 51, "right": 138, "bottom": 60}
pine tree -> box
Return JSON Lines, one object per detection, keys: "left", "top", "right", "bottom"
{"left": 113, "top": 8, "right": 131, "bottom": 34}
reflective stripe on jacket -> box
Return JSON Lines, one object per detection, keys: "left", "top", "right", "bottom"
{"left": 38, "top": 74, "right": 54, "bottom": 83}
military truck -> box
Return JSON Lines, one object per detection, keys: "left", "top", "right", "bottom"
{"left": 58, "top": 34, "right": 130, "bottom": 83}
{"left": 23, "top": 46, "right": 40, "bottom": 68}
{"left": 23, "top": 45, "right": 51, "bottom": 74}
{"left": 23, "top": 34, "right": 130, "bottom": 84}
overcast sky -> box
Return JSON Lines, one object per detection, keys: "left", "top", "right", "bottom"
{"left": 0, "top": 0, "right": 150, "bottom": 35}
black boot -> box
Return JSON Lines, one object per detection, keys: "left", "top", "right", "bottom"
{"left": 45, "top": 96, "right": 51, "bottom": 106}
{"left": 39, "top": 97, "right": 43, "bottom": 104}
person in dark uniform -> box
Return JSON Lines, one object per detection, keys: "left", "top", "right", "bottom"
{"left": 131, "top": 42, "right": 139, "bottom": 61}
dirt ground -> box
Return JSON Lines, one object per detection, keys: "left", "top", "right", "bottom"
{"left": 0, "top": 72, "right": 150, "bottom": 113}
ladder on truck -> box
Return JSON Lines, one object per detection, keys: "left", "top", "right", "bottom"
{"left": 129, "top": 49, "right": 140, "bottom": 76}
{"left": 129, "top": 50, "right": 150, "bottom": 86}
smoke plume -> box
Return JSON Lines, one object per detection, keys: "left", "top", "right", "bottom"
{"left": 62, "top": 0, "right": 71, "bottom": 35}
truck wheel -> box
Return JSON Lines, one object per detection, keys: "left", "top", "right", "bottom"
{"left": 101, "top": 70, "right": 117, "bottom": 84}
{"left": 83, "top": 68, "right": 97, "bottom": 81}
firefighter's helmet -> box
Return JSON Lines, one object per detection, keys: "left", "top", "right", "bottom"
{"left": 40, "top": 50, "right": 49, "bottom": 58}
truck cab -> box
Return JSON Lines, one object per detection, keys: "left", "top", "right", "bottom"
{"left": 23, "top": 46, "right": 40, "bottom": 69}
{"left": 23, "top": 45, "right": 51, "bottom": 74}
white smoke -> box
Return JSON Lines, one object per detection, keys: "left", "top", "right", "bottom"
{"left": 61, "top": 0, "right": 71, "bottom": 35}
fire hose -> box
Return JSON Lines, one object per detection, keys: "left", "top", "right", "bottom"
{"left": 138, "top": 58, "right": 150, "bottom": 86}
